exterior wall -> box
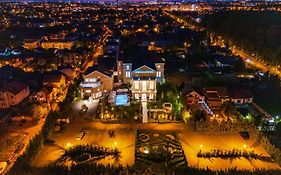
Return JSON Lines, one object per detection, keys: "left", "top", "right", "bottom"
{"left": 80, "top": 84, "right": 103, "bottom": 99}
{"left": 23, "top": 41, "right": 40, "bottom": 49}
{"left": 41, "top": 42, "right": 74, "bottom": 50}
{"left": 0, "top": 91, "right": 9, "bottom": 108}
{"left": 122, "top": 63, "right": 132, "bottom": 84}
{"left": 117, "top": 61, "right": 123, "bottom": 82}
{"left": 186, "top": 91, "right": 205, "bottom": 105}
{"left": 0, "top": 87, "right": 30, "bottom": 108}
{"left": 115, "top": 62, "right": 165, "bottom": 101}
{"left": 155, "top": 63, "right": 165, "bottom": 84}
{"left": 231, "top": 98, "right": 253, "bottom": 104}
{"left": 132, "top": 80, "right": 156, "bottom": 101}
{"left": 84, "top": 71, "right": 113, "bottom": 92}
{"left": 206, "top": 99, "right": 222, "bottom": 109}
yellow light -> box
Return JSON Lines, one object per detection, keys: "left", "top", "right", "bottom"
{"left": 200, "top": 144, "right": 203, "bottom": 148}
{"left": 66, "top": 142, "right": 72, "bottom": 149}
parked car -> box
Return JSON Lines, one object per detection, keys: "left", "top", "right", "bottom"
{"left": 77, "top": 131, "right": 85, "bottom": 140}
{"left": 109, "top": 131, "right": 115, "bottom": 138}
{"left": 44, "top": 139, "right": 55, "bottom": 145}
{"left": 14, "top": 143, "right": 24, "bottom": 154}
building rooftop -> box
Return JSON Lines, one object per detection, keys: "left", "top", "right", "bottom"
{"left": 0, "top": 81, "right": 28, "bottom": 95}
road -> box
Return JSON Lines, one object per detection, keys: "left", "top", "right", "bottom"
{"left": 164, "top": 11, "right": 281, "bottom": 79}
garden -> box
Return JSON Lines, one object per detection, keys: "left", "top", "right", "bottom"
{"left": 135, "top": 130, "right": 187, "bottom": 168}
{"left": 55, "top": 144, "right": 121, "bottom": 165}
{"left": 95, "top": 98, "right": 142, "bottom": 122}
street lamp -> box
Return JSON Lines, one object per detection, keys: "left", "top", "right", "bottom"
{"left": 66, "top": 142, "right": 72, "bottom": 149}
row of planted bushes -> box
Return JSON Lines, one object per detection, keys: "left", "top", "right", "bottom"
{"left": 197, "top": 149, "right": 273, "bottom": 162}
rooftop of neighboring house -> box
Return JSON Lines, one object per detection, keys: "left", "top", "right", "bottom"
{"left": 85, "top": 56, "right": 116, "bottom": 78}
{"left": 229, "top": 89, "right": 253, "bottom": 99}
{"left": 42, "top": 73, "right": 65, "bottom": 84}
{"left": 205, "top": 92, "right": 221, "bottom": 100}
{"left": 0, "top": 81, "right": 29, "bottom": 95}
{"left": 203, "top": 87, "right": 229, "bottom": 98}
{"left": 183, "top": 84, "right": 205, "bottom": 97}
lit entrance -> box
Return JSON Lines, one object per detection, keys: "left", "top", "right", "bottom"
{"left": 141, "top": 93, "right": 147, "bottom": 101}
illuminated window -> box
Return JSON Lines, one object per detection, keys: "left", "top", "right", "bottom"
{"left": 135, "top": 94, "right": 139, "bottom": 99}
{"left": 157, "top": 72, "right": 161, "bottom": 77}
{"left": 149, "top": 81, "right": 154, "bottom": 89}
{"left": 142, "top": 81, "right": 146, "bottom": 91}
{"left": 126, "top": 65, "right": 130, "bottom": 70}
{"left": 126, "top": 71, "right": 131, "bottom": 77}
{"left": 134, "top": 81, "right": 139, "bottom": 90}
{"left": 149, "top": 93, "right": 153, "bottom": 99}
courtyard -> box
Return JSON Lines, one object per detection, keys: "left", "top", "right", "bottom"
{"left": 31, "top": 112, "right": 280, "bottom": 170}
{"left": 179, "top": 126, "right": 280, "bottom": 170}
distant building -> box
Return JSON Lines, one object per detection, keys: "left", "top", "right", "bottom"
{"left": 23, "top": 39, "right": 40, "bottom": 50}
{"left": 41, "top": 39, "right": 75, "bottom": 50}
{"left": 0, "top": 81, "right": 30, "bottom": 108}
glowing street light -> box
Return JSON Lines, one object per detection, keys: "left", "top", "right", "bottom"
{"left": 66, "top": 142, "right": 72, "bottom": 149}
{"left": 200, "top": 144, "right": 203, "bottom": 149}
{"left": 144, "top": 148, "right": 149, "bottom": 154}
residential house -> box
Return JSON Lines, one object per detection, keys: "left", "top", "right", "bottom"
{"left": 42, "top": 74, "right": 66, "bottom": 88}
{"left": 116, "top": 48, "right": 164, "bottom": 101}
{"left": 42, "top": 73, "right": 66, "bottom": 101}
{"left": 184, "top": 86, "right": 205, "bottom": 105}
{"left": 0, "top": 81, "right": 30, "bottom": 108}
{"left": 230, "top": 89, "right": 253, "bottom": 105}
{"left": 204, "top": 87, "right": 230, "bottom": 109}
{"left": 33, "top": 85, "right": 54, "bottom": 103}
{"left": 80, "top": 57, "right": 115, "bottom": 99}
